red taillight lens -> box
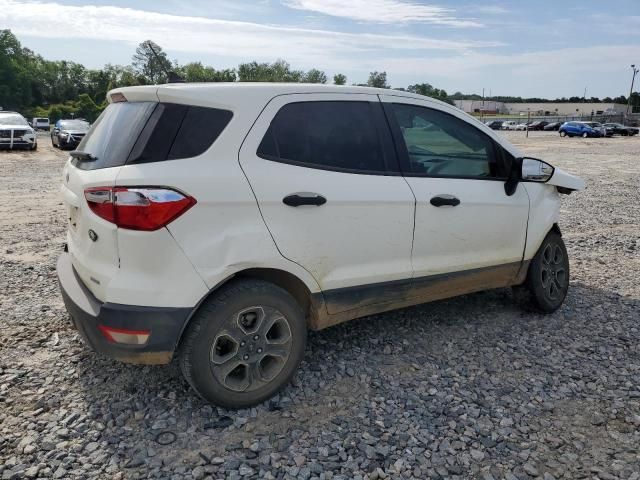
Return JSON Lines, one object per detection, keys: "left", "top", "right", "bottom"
{"left": 84, "top": 187, "right": 196, "bottom": 231}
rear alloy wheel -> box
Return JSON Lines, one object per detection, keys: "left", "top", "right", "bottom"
{"left": 179, "top": 280, "right": 306, "bottom": 408}
{"left": 582, "top": 132, "right": 588, "bottom": 138}
{"left": 559, "top": 130, "right": 566, "bottom": 137}
{"left": 513, "top": 231, "right": 569, "bottom": 313}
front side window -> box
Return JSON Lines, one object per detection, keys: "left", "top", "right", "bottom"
{"left": 390, "top": 103, "right": 503, "bottom": 178}
{"left": 257, "top": 101, "right": 388, "bottom": 174}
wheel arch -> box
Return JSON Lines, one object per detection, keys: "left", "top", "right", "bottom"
{"left": 174, "top": 267, "right": 323, "bottom": 353}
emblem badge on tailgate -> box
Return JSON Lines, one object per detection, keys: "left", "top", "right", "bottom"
{"left": 88, "top": 229, "right": 98, "bottom": 242}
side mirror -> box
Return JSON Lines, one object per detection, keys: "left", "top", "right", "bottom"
{"left": 521, "top": 157, "right": 554, "bottom": 182}
{"left": 504, "top": 157, "right": 554, "bottom": 196}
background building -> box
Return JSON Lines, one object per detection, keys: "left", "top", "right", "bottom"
{"left": 454, "top": 100, "right": 628, "bottom": 116}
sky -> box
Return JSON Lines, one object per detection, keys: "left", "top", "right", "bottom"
{"left": 1, "top": 0, "right": 639, "bottom": 98}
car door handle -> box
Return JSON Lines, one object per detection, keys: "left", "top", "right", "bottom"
{"left": 430, "top": 195, "right": 460, "bottom": 207}
{"left": 283, "top": 193, "right": 327, "bottom": 207}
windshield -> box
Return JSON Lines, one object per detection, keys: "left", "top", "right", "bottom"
{"left": 60, "top": 120, "right": 90, "bottom": 131}
{"left": 74, "top": 102, "right": 156, "bottom": 170}
{"left": 0, "top": 114, "right": 29, "bottom": 126}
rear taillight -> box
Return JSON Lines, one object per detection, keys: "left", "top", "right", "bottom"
{"left": 84, "top": 187, "right": 196, "bottom": 231}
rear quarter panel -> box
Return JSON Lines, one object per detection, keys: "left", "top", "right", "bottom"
{"left": 113, "top": 88, "right": 322, "bottom": 296}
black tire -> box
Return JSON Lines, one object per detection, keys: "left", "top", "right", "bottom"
{"left": 31, "top": 142, "right": 37, "bottom": 151}
{"left": 178, "top": 279, "right": 306, "bottom": 408}
{"left": 559, "top": 130, "right": 566, "bottom": 137}
{"left": 513, "top": 231, "right": 569, "bottom": 313}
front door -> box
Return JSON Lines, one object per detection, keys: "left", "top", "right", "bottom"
{"left": 380, "top": 95, "right": 530, "bottom": 285}
{"left": 239, "top": 93, "right": 416, "bottom": 313}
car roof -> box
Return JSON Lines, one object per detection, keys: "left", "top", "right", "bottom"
{"left": 110, "top": 82, "right": 454, "bottom": 109}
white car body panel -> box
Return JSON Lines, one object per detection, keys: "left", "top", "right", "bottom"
{"left": 521, "top": 183, "right": 561, "bottom": 260}
{"left": 238, "top": 93, "right": 416, "bottom": 297}
{"left": 62, "top": 83, "right": 583, "bottom": 319}
{"left": 548, "top": 167, "right": 585, "bottom": 191}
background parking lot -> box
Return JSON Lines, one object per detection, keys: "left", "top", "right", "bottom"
{"left": 1, "top": 131, "right": 639, "bottom": 479}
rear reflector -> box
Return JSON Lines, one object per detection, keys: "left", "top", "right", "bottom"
{"left": 85, "top": 187, "right": 196, "bottom": 231}
{"left": 98, "top": 325, "right": 150, "bottom": 345}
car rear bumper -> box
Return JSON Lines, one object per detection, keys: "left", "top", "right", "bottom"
{"left": 57, "top": 252, "right": 192, "bottom": 364}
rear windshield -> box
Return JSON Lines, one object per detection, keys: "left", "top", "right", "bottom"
{"left": 73, "top": 101, "right": 232, "bottom": 170}
{"left": 74, "top": 102, "right": 155, "bottom": 170}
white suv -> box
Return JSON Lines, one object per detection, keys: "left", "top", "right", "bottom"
{"left": 0, "top": 111, "right": 37, "bottom": 150}
{"left": 58, "top": 84, "right": 584, "bottom": 407}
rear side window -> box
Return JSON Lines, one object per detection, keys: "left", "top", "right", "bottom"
{"left": 74, "top": 102, "right": 232, "bottom": 170}
{"left": 129, "top": 104, "right": 232, "bottom": 164}
{"left": 257, "top": 101, "right": 388, "bottom": 174}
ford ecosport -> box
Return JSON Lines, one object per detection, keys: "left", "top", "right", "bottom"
{"left": 58, "top": 84, "right": 584, "bottom": 407}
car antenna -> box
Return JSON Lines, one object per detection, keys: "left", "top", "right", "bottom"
{"left": 148, "top": 43, "right": 185, "bottom": 84}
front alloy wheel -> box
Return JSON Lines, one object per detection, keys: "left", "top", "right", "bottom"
{"left": 513, "top": 231, "right": 569, "bottom": 313}
{"left": 539, "top": 242, "right": 568, "bottom": 303}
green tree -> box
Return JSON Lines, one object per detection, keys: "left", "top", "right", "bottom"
{"left": 178, "top": 62, "right": 236, "bottom": 82}
{"left": 75, "top": 93, "right": 103, "bottom": 122}
{"left": 0, "top": 29, "right": 34, "bottom": 110}
{"left": 333, "top": 73, "right": 347, "bottom": 85}
{"left": 407, "top": 83, "right": 453, "bottom": 104}
{"left": 237, "top": 59, "right": 303, "bottom": 82}
{"left": 367, "top": 71, "right": 388, "bottom": 88}
{"left": 303, "top": 68, "right": 327, "bottom": 84}
{"left": 132, "top": 40, "right": 171, "bottom": 84}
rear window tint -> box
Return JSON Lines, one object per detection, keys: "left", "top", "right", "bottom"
{"left": 73, "top": 101, "right": 232, "bottom": 170}
{"left": 129, "top": 104, "right": 233, "bottom": 164}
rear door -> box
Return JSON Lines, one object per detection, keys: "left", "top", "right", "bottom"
{"left": 239, "top": 94, "right": 416, "bottom": 313}
{"left": 61, "top": 100, "right": 157, "bottom": 301}
{"left": 380, "top": 95, "right": 529, "bottom": 281}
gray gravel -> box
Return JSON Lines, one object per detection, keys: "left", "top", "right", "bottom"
{"left": 1, "top": 131, "right": 639, "bottom": 479}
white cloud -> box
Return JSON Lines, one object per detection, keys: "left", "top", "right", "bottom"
{"left": 0, "top": 0, "right": 497, "bottom": 67}
{"left": 373, "top": 44, "right": 640, "bottom": 97}
{"left": 284, "top": 0, "right": 482, "bottom": 27}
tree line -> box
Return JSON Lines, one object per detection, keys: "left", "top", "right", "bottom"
{"left": 1, "top": 29, "right": 637, "bottom": 123}
{"left": 0, "top": 31, "right": 454, "bottom": 122}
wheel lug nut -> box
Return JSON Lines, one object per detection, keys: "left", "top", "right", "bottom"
{"left": 253, "top": 335, "right": 259, "bottom": 340}
{"left": 257, "top": 348, "right": 263, "bottom": 353}
{"left": 240, "top": 341, "right": 246, "bottom": 346}
{"left": 243, "top": 354, "right": 249, "bottom": 360}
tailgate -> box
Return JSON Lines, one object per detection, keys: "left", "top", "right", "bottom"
{"left": 62, "top": 161, "right": 120, "bottom": 302}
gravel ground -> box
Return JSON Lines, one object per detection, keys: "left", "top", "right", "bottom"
{"left": 1, "top": 131, "right": 639, "bottom": 480}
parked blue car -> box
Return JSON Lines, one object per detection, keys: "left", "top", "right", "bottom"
{"left": 559, "top": 121, "right": 606, "bottom": 138}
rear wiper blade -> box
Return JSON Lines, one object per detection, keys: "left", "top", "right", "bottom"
{"left": 69, "top": 150, "right": 97, "bottom": 162}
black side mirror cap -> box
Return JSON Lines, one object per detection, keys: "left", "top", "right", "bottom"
{"left": 504, "top": 158, "right": 522, "bottom": 196}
